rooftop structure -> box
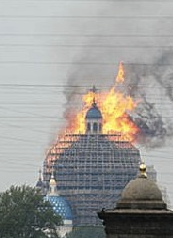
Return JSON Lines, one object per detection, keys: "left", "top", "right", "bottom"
{"left": 98, "top": 163, "right": 173, "bottom": 237}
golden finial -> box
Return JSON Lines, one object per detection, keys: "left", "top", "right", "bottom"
{"left": 139, "top": 160, "right": 147, "bottom": 178}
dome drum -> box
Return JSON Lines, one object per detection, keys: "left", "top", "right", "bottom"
{"left": 116, "top": 200, "right": 167, "bottom": 210}
{"left": 85, "top": 102, "right": 102, "bottom": 134}
{"left": 86, "top": 120, "right": 102, "bottom": 134}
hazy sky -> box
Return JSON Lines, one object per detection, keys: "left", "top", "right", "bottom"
{"left": 0, "top": 0, "right": 173, "bottom": 207}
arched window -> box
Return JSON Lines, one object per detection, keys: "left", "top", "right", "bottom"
{"left": 99, "top": 123, "right": 102, "bottom": 132}
{"left": 93, "top": 122, "right": 98, "bottom": 132}
{"left": 87, "top": 122, "right": 91, "bottom": 132}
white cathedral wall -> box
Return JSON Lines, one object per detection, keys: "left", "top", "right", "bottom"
{"left": 56, "top": 220, "right": 73, "bottom": 238}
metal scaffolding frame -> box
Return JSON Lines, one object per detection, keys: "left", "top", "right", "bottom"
{"left": 43, "top": 133, "right": 141, "bottom": 226}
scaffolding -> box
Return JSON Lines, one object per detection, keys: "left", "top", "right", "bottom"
{"left": 43, "top": 133, "right": 141, "bottom": 226}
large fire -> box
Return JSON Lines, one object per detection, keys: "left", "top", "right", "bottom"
{"left": 64, "top": 62, "right": 138, "bottom": 139}
{"left": 48, "top": 62, "right": 139, "bottom": 162}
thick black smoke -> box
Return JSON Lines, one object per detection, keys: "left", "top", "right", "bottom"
{"left": 125, "top": 51, "right": 173, "bottom": 147}
{"left": 151, "top": 51, "right": 173, "bottom": 102}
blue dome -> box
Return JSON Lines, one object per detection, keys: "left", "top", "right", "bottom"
{"left": 45, "top": 195, "right": 73, "bottom": 220}
{"left": 85, "top": 102, "right": 102, "bottom": 119}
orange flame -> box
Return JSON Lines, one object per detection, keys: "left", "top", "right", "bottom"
{"left": 47, "top": 62, "right": 139, "bottom": 163}
{"left": 115, "top": 61, "right": 124, "bottom": 83}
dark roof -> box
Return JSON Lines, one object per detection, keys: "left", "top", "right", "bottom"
{"left": 85, "top": 102, "right": 102, "bottom": 119}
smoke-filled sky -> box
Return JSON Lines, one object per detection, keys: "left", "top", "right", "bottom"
{"left": 0, "top": 0, "right": 173, "bottom": 206}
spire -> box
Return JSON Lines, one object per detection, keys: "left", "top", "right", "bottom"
{"left": 90, "top": 85, "right": 98, "bottom": 107}
{"left": 90, "top": 85, "right": 98, "bottom": 94}
{"left": 49, "top": 166, "right": 59, "bottom": 196}
{"left": 92, "top": 96, "right": 97, "bottom": 107}
{"left": 38, "top": 168, "right": 42, "bottom": 181}
{"left": 35, "top": 168, "right": 43, "bottom": 189}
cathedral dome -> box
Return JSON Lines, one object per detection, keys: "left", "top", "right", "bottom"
{"left": 121, "top": 177, "right": 162, "bottom": 201}
{"left": 85, "top": 101, "right": 102, "bottom": 119}
{"left": 116, "top": 162, "right": 166, "bottom": 210}
{"left": 45, "top": 172, "right": 73, "bottom": 221}
{"left": 45, "top": 195, "right": 73, "bottom": 220}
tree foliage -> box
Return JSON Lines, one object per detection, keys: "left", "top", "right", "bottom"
{"left": 66, "top": 226, "right": 106, "bottom": 238}
{"left": 0, "top": 185, "right": 63, "bottom": 238}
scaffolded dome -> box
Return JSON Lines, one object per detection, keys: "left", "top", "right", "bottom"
{"left": 44, "top": 133, "right": 141, "bottom": 225}
{"left": 43, "top": 101, "right": 141, "bottom": 225}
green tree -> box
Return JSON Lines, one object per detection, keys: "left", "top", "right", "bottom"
{"left": 0, "top": 185, "right": 63, "bottom": 238}
{"left": 66, "top": 226, "right": 106, "bottom": 238}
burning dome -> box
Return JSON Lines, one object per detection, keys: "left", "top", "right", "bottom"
{"left": 42, "top": 63, "right": 143, "bottom": 225}
{"left": 85, "top": 101, "right": 102, "bottom": 119}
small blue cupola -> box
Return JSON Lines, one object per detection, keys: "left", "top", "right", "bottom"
{"left": 85, "top": 99, "right": 102, "bottom": 134}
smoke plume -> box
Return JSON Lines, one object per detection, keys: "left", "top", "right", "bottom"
{"left": 125, "top": 51, "right": 173, "bottom": 147}
{"left": 63, "top": 50, "right": 173, "bottom": 148}
{"left": 62, "top": 2, "right": 173, "bottom": 148}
